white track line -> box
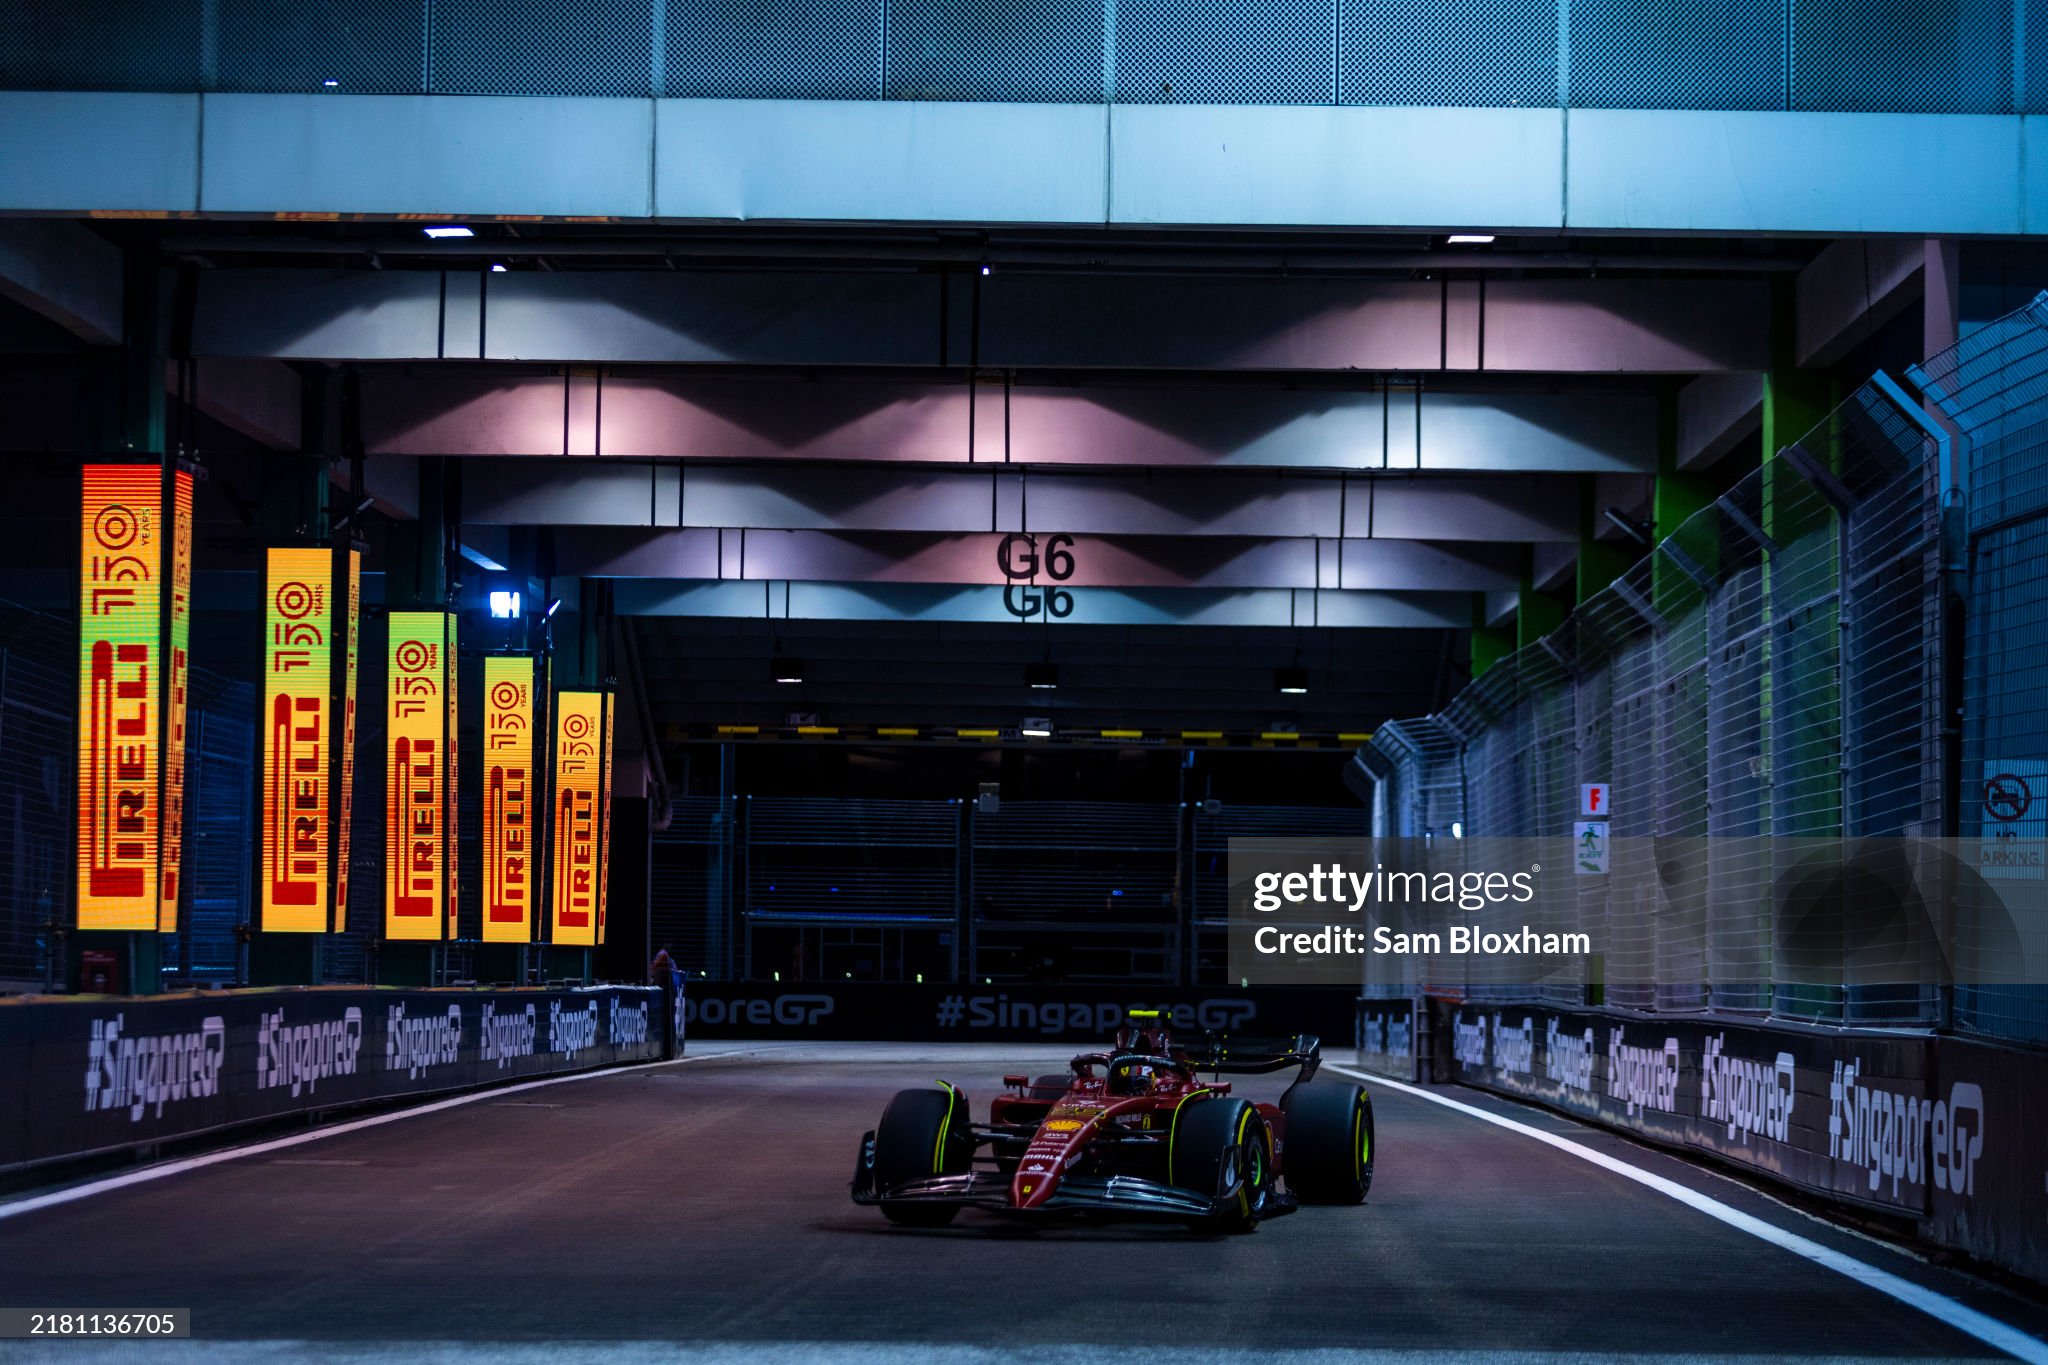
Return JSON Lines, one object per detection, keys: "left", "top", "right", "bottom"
{"left": 1326, "top": 1062, "right": 2048, "bottom": 1364}
{"left": 0, "top": 1048, "right": 757, "bottom": 1223}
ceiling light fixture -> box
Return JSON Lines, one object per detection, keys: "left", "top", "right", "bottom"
{"left": 423, "top": 225, "right": 474, "bottom": 239}
{"left": 1025, "top": 661, "right": 1058, "bottom": 689}
{"left": 1447, "top": 233, "right": 1496, "bottom": 244}
{"left": 1275, "top": 666, "right": 1309, "bottom": 695}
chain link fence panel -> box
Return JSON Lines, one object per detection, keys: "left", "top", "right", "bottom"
{"left": 1363, "top": 351, "right": 1957, "bottom": 1028}
{"left": 1918, "top": 294, "right": 2048, "bottom": 1044}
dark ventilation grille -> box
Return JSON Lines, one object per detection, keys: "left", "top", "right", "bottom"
{"left": 219, "top": 0, "right": 428, "bottom": 95}
{"left": 0, "top": 0, "right": 2035, "bottom": 111}
{"left": 663, "top": 0, "right": 882, "bottom": 98}
{"left": 1112, "top": 0, "right": 1335, "bottom": 103}
{"left": 888, "top": 0, "right": 1103, "bottom": 101}
{"left": 1567, "top": 0, "right": 1783, "bottom": 110}
{"left": 1790, "top": 0, "right": 2012, "bottom": 112}
{"left": 432, "top": 0, "right": 656, "bottom": 97}
{"left": 1340, "top": 0, "right": 1555, "bottom": 108}
{"left": 0, "top": 0, "right": 205, "bottom": 92}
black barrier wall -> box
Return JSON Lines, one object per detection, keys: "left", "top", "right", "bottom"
{"left": 681, "top": 981, "right": 1355, "bottom": 1044}
{"left": 1423, "top": 997, "right": 2044, "bottom": 1285}
{"left": 0, "top": 985, "right": 667, "bottom": 1171}
{"left": 1353, "top": 997, "right": 1420, "bottom": 1081}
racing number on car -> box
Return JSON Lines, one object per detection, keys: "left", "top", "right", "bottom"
{"left": 999, "top": 533, "right": 1076, "bottom": 620}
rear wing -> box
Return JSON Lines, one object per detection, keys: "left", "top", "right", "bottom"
{"left": 1190, "top": 1032, "right": 1322, "bottom": 1082}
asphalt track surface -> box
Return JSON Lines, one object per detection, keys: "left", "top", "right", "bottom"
{"left": 3, "top": 1042, "right": 2047, "bottom": 1363}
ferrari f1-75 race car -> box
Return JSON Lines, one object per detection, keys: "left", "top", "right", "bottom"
{"left": 851, "top": 1010, "right": 1373, "bottom": 1232}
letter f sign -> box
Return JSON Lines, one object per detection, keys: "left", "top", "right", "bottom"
{"left": 1581, "top": 784, "right": 1608, "bottom": 817}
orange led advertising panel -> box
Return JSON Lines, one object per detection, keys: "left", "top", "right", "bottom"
{"left": 597, "top": 691, "right": 613, "bottom": 945}
{"left": 158, "top": 470, "right": 192, "bottom": 932}
{"left": 262, "top": 548, "right": 334, "bottom": 932}
{"left": 77, "top": 464, "right": 191, "bottom": 932}
{"left": 332, "top": 548, "right": 361, "bottom": 932}
{"left": 483, "top": 656, "right": 537, "bottom": 943}
{"left": 386, "top": 611, "right": 454, "bottom": 941}
{"left": 549, "top": 690, "right": 608, "bottom": 946}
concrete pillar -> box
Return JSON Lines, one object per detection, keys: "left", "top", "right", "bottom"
{"left": 1653, "top": 392, "right": 1713, "bottom": 612}
{"left": 1470, "top": 594, "right": 1513, "bottom": 678}
{"left": 247, "top": 373, "right": 341, "bottom": 987}
{"left": 1924, "top": 237, "right": 1960, "bottom": 360}
{"left": 75, "top": 248, "right": 168, "bottom": 994}
{"left": 1517, "top": 567, "right": 1567, "bottom": 650}
{"left": 1576, "top": 475, "right": 1635, "bottom": 604}
{"left": 1762, "top": 277, "right": 1832, "bottom": 467}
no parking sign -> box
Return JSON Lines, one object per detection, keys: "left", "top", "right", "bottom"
{"left": 1979, "top": 760, "right": 2047, "bottom": 880}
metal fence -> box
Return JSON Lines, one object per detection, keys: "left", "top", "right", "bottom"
{"left": 1916, "top": 295, "right": 2048, "bottom": 1045}
{"left": 1, "top": 0, "right": 2041, "bottom": 113}
{"left": 1366, "top": 369, "right": 1951, "bottom": 1027}
{"left": 0, "top": 596, "right": 253, "bottom": 990}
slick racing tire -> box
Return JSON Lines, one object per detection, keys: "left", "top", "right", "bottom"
{"left": 1280, "top": 1082, "right": 1374, "bottom": 1204}
{"left": 873, "top": 1087, "right": 971, "bottom": 1227}
{"left": 1170, "top": 1097, "right": 1273, "bottom": 1234}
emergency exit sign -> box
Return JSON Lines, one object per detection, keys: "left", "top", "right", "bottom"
{"left": 1581, "top": 784, "right": 1610, "bottom": 817}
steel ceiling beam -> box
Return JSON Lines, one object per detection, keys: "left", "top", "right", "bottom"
{"left": 359, "top": 371, "right": 1655, "bottom": 473}
{"left": 611, "top": 578, "right": 1471, "bottom": 628}
{"left": 455, "top": 461, "right": 1581, "bottom": 542}
{"left": 192, "top": 267, "right": 1768, "bottom": 372}
{"left": 549, "top": 527, "right": 1523, "bottom": 591}
{"left": 2, "top": 93, "right": 2028, "bottom": 235}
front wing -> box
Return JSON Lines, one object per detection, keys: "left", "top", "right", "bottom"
{"left": 849, "top": 1130, "right": 1299, "bottom": 1222}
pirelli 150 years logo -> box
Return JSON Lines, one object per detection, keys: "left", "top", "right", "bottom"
{"left": 77, "top": 464, "right": 193, "bottom": 933}
{"left": 483, "top": 656, "right": 538, "bottom": 943}
{"left": 386, "top": 611, "right": 457, "bottom": 940}
{"left": 261, "top": 548, "right": 351, "bottom": 933}
{"left": 549, "top": 690, "right": 611, "bottom": 947}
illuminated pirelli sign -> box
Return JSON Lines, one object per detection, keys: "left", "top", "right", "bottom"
{"left": 260, "top": 547, "right": 362, "bottom": 933}
{"left": 483, "top": 655, "right": 540, "bottom": 943}
{"left": 386, "top": 611, "right": 457, "bottom": 941}
{"left": 333, "top": 549, "right": 361, "bottom": 932}
{"left": 549, "top": 690, "right": 611, "bottom": 947}
{"left": 597, "top": 690, "right": 613, "bottom": 946}
{"left": 77, "top": 463, "right": 192, "bottom": 933}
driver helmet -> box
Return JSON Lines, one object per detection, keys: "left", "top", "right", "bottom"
{"left": 1108, "top": 1057, "right": 1157, "bottom": 1095}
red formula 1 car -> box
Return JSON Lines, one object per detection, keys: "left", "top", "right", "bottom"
{"left": 850, "top": 1010, "right": 1373, "bottom": 1232}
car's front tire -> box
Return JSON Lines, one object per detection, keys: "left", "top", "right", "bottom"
{"left": 1280, "top": 1082, "right": 1373, "bottom": 1204}
{"left": 1169, "top": 1096, "right": 1273, "bottom": 1234}
{"left": 872, "top": 1086, "right": 970, "bottom": 1227}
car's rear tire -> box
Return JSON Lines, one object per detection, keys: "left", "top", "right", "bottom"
{"left": 1281, "top": 1082, "right": 1374, "bottom": 1204}
{"left": 873, "top": 1087, "right": 970, "bottom": 1226}
{"left": 1169, "top": 1096, "right": 1272, "bottom": 1234}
